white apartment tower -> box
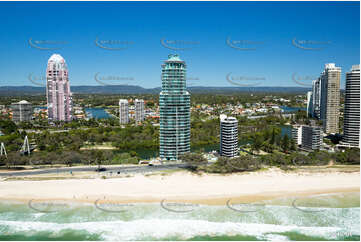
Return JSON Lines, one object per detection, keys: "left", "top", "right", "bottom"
{"left": 342, "top": 65, "right": 360, "bottom": 148}
{"left": 135, "top": 99, "right": 145, "bottom": 122}
{"left": 119, "top": 99, "right": 129, "bottom": 124}
{"left": 220, "top": 115, "right": 239, "bottom": 157}
{"left": 292, "top": 125, "right": 303, "bottom": 145}
{"left": 11, "top": 100, "right": 33, "bottom": 123}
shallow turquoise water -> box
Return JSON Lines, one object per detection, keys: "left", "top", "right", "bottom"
{"left": 0, "top": 193, "right": 359, "bottom": 241}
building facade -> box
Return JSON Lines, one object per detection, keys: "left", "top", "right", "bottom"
{"left": 134, "top": 99, "right": 145, "bottom": 122}
{"left": 291, "top": 125, "right": 303, "bottom": 146}
{"left": 306, "top": 91, "right": 313, "bottom": 117}
{"left": 320, "top": 63, "right": 341, "bottom": 134}
{"left": 46, "top": 54, "right": 72, "bottom": 122}
{"left": 11, "top": 100, "right": 32, "bottom": 122}
{"left": 311, "top": 78, "right": 321, "bottom": 119}
{"left": 220, "top": 115, "right": 239, "bottom": 157}
{"left": 119, "top": 99, "right": 129, "bottom": 124}
{"left": 159, "top": 54, "right": 190, "bottom": 160}
{"left": 342, "top": 65, "right": 360, "bottom": 148}
{"left": 301, "top": 125, "right": 322, "bottom": 150}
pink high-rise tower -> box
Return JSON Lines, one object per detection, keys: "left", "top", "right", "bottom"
{"left": 46, "top": 54, "right": 72, "bottom": 122}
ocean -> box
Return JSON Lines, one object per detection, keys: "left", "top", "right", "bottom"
{"left": 0, "top": 192, "right": 359, "bottom": 241}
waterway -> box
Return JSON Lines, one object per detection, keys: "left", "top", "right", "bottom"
{"left": 280, "top": 106, "right": 307, "bottom": 113}
{"left": 85, "top": 108, "right": 112, "bottom": 119}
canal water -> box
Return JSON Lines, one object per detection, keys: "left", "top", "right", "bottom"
{"left": 280, "top": 106, "right": 307, "bottom": 113}
{"left": 85, "top": 108, "right": 112, "bottom": 119}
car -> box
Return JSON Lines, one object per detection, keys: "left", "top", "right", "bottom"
{"left": 148, "top": 160, "right": 162, "bottom": 166}
{"left": 95, "top": 167, "right": 107, "bottom": 172}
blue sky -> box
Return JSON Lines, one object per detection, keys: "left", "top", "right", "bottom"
{"left": 0, "top": 1, "right": 359, "bottom": 88}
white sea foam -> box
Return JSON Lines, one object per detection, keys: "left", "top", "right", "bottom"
{"left": 0, "top": 219, "right": 354, "bottom": 241}
{"left": 0, "top": 197, "right": 359, "bottom": 241}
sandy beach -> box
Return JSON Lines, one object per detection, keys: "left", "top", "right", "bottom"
{"left": 0, "top": 168, "right": 359, "bottom": 205}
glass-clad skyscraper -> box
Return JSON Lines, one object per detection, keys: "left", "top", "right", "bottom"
{"left": 159, "top": 54, "right": 190, "bottom": 160}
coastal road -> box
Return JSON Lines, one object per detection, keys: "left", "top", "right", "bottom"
{"left": 0, "top": 163, "right": 190, "bottom": 177}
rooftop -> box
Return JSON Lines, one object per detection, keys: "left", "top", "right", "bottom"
{"left": 14, "top": 100, "right": 31, "bottom": 104}
{"left": 324, "top": 63, "right": 341, "bottom": 71}
{"left": 220, "top": 114, "right": 237, "bottom": 122}
{"left": 48, "top": 54, "right": 65, "bottom": 63}
{"left": 167, "top": 54, "right": 182, "bottom": 62}
{"left": 351, "top": 64, "right": 360, "bottom": 72}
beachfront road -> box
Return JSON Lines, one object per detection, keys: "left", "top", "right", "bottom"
{"left": 0, "top": 163, "right": 191, "bottom": 177}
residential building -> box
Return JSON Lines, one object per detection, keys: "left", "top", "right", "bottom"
{"left": 320, "top": 63, "right": 341, "bottom": 134}
{"left": 311, "top": 78, "right": 321, "bottom": 119}
{"left": 11, "top": 100, "right": 32, "bottom": 122}
{"left": 301, "top": 125, "right": 322, "bottom": 150}
{"left": 46, "top": 54, "right": 72, "bottom": 122}
{"left": 159, "top": 54, "right": 190, "bottom": 160}
{"left": 119, "top": 99, "right": 129, "bottom": 124}
{"left": 342, "top": 65, "right": 360, "bottom": 148}
{"left": 306, "top": 91, "right": 313, "bottom": 117}
{"left": 220, "top": 114, "right": 239, "bottom": 157}
{"left": 135, "top": 99, "right": 145, "bottom": 122}
{"left": 291, "top": 125, "right": 302, "bottom": 146}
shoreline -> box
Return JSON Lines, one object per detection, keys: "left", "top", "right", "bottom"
{"left": 0, "top": 169, "right": 359, "bottom": 206}
{"left": 1, "top": 187, "right": 359, "bottom": 206}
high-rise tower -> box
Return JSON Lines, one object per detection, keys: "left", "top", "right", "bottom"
{"left": 119, "top": 99, "right": 129, "bottom": 124}
{"left": 306, "top": 91, "right": 313, "bottom": 117}
{"left": 342, "top": 65, "right": 360, "bottom": 148}
{"left": 159, "top": 54, "right": 190, "bottom": 160}
{"left": 11, "top": 100, "right": 33, "bottom": 123}
{"left": 135, "top": 99, "right": 145, "bottom": 122}
{"left": 320, "top": 63, "right": 341, "bottom": 134}
{"left": 220, "top": 115, "right": 239, "bottom": 157}
{"left": 301, "top": 125, "right": 322, "bottom": 150}
{"left": 46, "top": 54, "right": 72, "bottom": 122}
{"left": 311, "top": 78, "right": 321, "bottom": 119}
